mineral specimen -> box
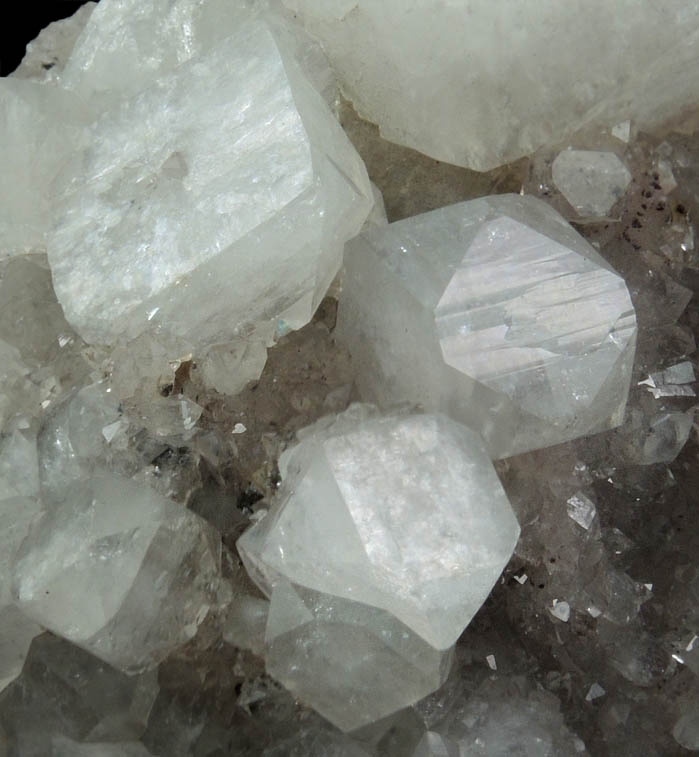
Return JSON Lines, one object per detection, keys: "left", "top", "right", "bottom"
{"left": 0, "top": 0, "right": 374, "bottom": 373}
{"left": 552, "top": 150, "right": 632, "bottom": 217}
{"left": 337, "top": 194, "right": 637, "bottom": 458}
{"left": 13, "top": 468, "right": 221, "bottom": 672}
{"left": 283, "top": 0, "right": 699, "bottom": 170}
{"left": 237, "top": 406, "right": 519, "bottom": 728}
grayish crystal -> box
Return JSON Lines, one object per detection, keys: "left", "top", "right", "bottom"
{"left": 337, "top": 194, "right": 636, "bottom": 458}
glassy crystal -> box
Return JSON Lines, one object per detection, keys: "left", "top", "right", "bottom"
{"left": 552, "top": 150, "right": 631, "bottom": 217}
{"left": 283, "top": 1, "right": 699, "bottom": 170}
{"left": 12, "top": 472, "right": 220, "bottom": 672}
{"left": 239, "top": 406, "right": 519, "bottom": 651}
{"left": 338, "top": 194, "right": 636, "bottom": 458}
{"left": 45, "top": 0, "right": 372, "bottom": 358}
{"left": 0, "top": 634, "right": 158, "bottom": 755}
{"left": 237, "top": 406, "right": 518, "bottom": 729}
{"left": 264, "top": 581, "right": 453, "bottom": 732}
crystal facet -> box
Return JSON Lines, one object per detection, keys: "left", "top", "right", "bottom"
{"left": 552, "top": 150, "right": 632, "bottom": 217}
{"left": 337, "top": 194, "right": 637, "bottom": 458}
{"left": 237, "top": 406, "right": 519, "bottom": 729}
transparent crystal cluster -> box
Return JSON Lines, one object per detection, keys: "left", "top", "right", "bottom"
{"left": 337, "top": 194, "right": 637, "bottom": 458}
{"left": 0, "top": 0, "right": 697, "bottom": 754}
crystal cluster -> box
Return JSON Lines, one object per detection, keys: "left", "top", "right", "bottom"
{"left": 283, "top": 0, "right": 699, "bottom": 170}
{"left": 238, "top": 406, "right": 519, "bottom": 729}
{"left": 337, "top": 194, "right": 637, "bottom": 458}
{"left": 1, "top": 0, "right": 698, "bottom": 754}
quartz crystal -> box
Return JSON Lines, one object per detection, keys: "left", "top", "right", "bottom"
{"left": 237, "top": 406, "right": 519, "bottom": 729}
{"left": 337, "top": 194, "right": 637, "bottom": 458}
{"left": 283, "top": 1, "right": 699, "bottom": 170}
{"left": 43, "top": 0, "right": 372, "bottom": 358}
{"left": 552, "top": 150, "right": 632, "bottom": 217}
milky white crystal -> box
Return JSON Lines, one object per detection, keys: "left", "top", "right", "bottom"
{"left": 284, "top": 1, "right": 699, "bottom": 170}
{"left": 40, "top": 0, "right": 372, "bottom": 360}
{"left": 552, "top": 150, "right": 631, "bottom": 217}
{"left": 337, "top": 194, "right": 637, "bottom": 459}
{"left": 238, "top": 406, "right": 519, "bottom": 652}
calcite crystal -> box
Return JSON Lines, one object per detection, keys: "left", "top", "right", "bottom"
{"left": 337, "top": 194, "right": 637, "bottom": 458}
{"left": 237, "top": 406, "right": 519, "bottom": 728}
{"left": 552, "top": 150, "right": 632, "bottom": 217}
{"left": 283, "top": 1, "right": 699, "bottom": 170}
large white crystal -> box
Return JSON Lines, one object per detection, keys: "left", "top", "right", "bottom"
{"left": 239, "top": 406, "right": 519, "bottom": 650}
{"left": 283, "top": 1, "right": 699, "bottom": 170}
{"left": 337, "top": 194, "right": 637, "bottom": 459}
{"left": 552, "top": 150, "right": 632, "bottom": 217}
{"left": 237, "top": 406, "right": 518, "bottom": 728}
{"left": 13, "top": 471, "right": 220, "bottom": 672}
{"left": 44, "top": 0, "right": 372, "bottom": 357}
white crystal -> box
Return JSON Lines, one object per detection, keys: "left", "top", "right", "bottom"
{"left": 650, "top": 361, "right": 696, "bottom": 386}
{"left": 237, "top": 406, "right": 518, "bottom": 729}
{"left": 486, "top": 654, "right": 497, "bottom": 671}
{"left": 611, "top": 121, "right": 631, "bottom": 143}
{"left": 239, "top": 406, "right": 519, "bottom": 651}
{"left": 13, "top": 473, "right": 220, "bottom": 672}
{"left": 566, "top": 492, "right": 597, "bottom": 530}
{"left": 550, "top": 600, "right": 571, "bottom": 622}
{"left": 585, "top": 683, "right": 606, "bottom": 702}
{"left": 263, "top": 581, "right": 453, "bottom": 731}
{"left": 283, "top": 0, "right": 699, "bottom": 170}
{"left": 337, "top": 194, "right": 636, "bottom": 459}
{"left": 552, "top": 150, "right": 632, "bottom": 217}
{"left": 43, "top": 0, "right": 371, "bottom": 359}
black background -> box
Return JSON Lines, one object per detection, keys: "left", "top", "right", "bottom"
{"left": 1, "top": 1, "right": 97, "bottom": 76}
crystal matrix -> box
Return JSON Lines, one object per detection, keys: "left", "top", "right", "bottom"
{"left": 337, "top": 194, "right": 637, "bottom": 458}
{"left": 44, "top": 0, "right": 372, "bottom": 356}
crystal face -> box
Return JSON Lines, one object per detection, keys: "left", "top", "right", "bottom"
{"left": 237, "top": 406, "right": 519, "bottom": 728}
{"left": 42, "top": 0, "right": 372, "bottom": 355}
{"left": 337, "top": 194, "right": 637, "bottom": 459}
{"left": 282, "top": 0, "right": 699, "bottom": 170}
{"left": 552, "top": 150, "right": 632, "bottom": 217}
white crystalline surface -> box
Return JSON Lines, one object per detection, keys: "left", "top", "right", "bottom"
{"left": 238, "top": 406, "right": 519, "bottom": 651}
{"left": 26, "top": 0, "right": 372, "bottom": 358}
{"left": 337, "top": 194, "right": 637, "bottom": 458}
{"left": 283, "top": 0, "right": 699, "bottom": 170}
{"left": 237, "top": 406, "right": 518, "bottom": 729}
{"left": 552, "top": 150, "right": 632, "bottom": 217}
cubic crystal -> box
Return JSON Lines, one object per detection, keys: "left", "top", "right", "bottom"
{"left": 552, "top": 150, "right": 632, "bottom": 217}
{"left": 337, "top": 194, "right": 637, "bottom": 458}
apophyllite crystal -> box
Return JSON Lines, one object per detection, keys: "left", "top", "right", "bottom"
{"left": 3, "top": 0, "right": 373, "bottom": 365}
{"left": 337, "top": 194, "right": 637, "bottom": 459}
{"left": 283, "top": 0, "right": 699, "bottom": 170}
{"left": 237, "top": 405, "right": 519, "bottom": 729}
